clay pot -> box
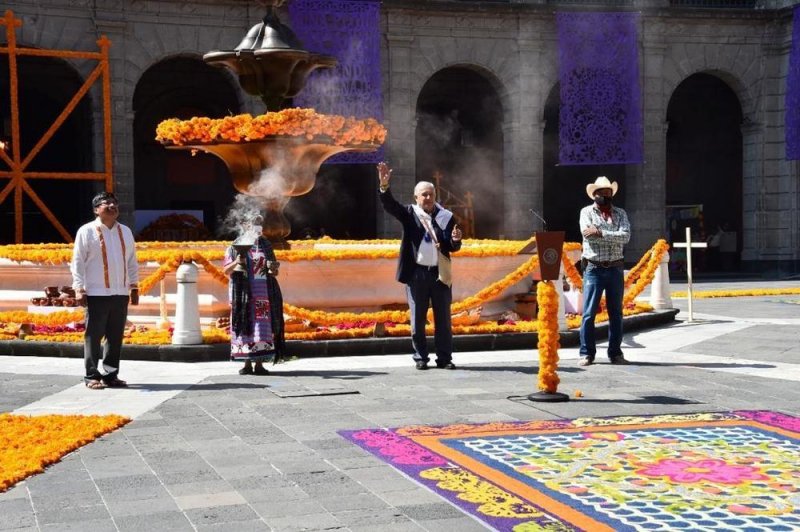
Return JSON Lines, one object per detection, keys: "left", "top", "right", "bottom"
{"left": 45, "top": 286, "right": 60, "bottom": 298}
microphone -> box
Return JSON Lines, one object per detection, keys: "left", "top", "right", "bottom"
{"left": 529, "top": 209, "right": 548, "bottom": 231}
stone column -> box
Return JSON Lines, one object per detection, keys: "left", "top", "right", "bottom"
{"left": 506, "top": 20, "right": 546, "bottom": 239}
{"left": 94, "top": 15, "right": 134, "bottom": 225}
{"left": 629, "top": 34, "right": 668, "bottom": 261}
{"left": 380, "top": 16, "right": 416, "bottom": 238}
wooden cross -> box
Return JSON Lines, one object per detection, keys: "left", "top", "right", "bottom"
{"left": 672, "top": 226, "right": 707, "bottom": 322}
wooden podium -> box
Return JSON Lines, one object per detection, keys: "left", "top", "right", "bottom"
{"left": 518, "top": 231, "right": 565, "bottom": 280}
{"left": 519, "top": 231, "right": 569, "bottom": 402}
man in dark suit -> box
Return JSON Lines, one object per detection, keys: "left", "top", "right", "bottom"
{"left": 377, "top": 162, "right": 463, "bottom": 370}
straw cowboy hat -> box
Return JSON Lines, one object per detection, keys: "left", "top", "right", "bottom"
{"left": 586, "top": 176, "right": 618, "bottom": 199}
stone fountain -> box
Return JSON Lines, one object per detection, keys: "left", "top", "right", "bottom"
{"left": 164, "top": 0, "right": 381, "bottom": 246}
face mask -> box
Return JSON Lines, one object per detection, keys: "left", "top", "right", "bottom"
{"left": 594, "top": 195, "right": 611, "bottom": 207}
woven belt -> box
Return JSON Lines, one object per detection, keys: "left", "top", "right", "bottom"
{"left": 586, "top": 258, "right": 624, "bottom": 268}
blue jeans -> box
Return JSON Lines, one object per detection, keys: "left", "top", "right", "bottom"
{"left": 579, "top": 264, "right": 624, "bottom": 360}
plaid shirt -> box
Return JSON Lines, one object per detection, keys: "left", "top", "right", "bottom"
{"left": 579, "top": 204, "right": 631, "bottom": 262}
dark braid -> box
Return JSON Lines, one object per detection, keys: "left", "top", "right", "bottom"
{"left": 231, "top": 258, "right": 253, "bottom": 337}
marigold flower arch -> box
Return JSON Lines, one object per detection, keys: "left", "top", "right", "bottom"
{"left": 0, "top": 10, "right": 114, "bottom": 243}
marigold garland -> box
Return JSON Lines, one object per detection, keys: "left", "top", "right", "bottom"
{"left": 561, "top": 255, "right": 583, "bottom": 290}
{"left": 0, "top": 310, "right": 84, "bottom": 327}
{"left": 536, "top": 280, "right": 560, "bottom": 393}
{"left": 623, "top": 239, "right": 669, "bottom": 306}
{"left": 283, "top": 255, "right": 541, "bottom": 325}
{"left": 671, "top": 287, "right": 800, "bottom": 299}
{"left": 0, "top": 414, "right": 129, "bottom": 492}
{"left": 155, "top": 108, "right": 387, "bottom": 147}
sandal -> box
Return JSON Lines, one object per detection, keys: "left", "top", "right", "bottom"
{"left": 105, "top": 378, "right": 128, "bottom": 388}
{"left": 85, "top": 379, "right": 106, "bottom": 390}
{"left": 253, "top": 365, "right": 269, "bottom": 375}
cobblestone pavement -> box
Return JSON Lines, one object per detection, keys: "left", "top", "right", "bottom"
{"left": 1, "top": 280, "right": 799, "bottom": 531}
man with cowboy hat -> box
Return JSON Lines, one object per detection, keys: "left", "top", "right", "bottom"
{"left": 578, "top": 176, "right": 631, "bottom": 366}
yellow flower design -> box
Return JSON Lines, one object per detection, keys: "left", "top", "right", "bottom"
{"left": 419, "top": 467, "right": 543, "bottom": 519}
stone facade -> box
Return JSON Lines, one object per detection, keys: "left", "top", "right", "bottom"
{"left": 3, "top": 0, "right": 798, "bottom": 273}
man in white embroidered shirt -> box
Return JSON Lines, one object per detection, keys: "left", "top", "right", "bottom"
{"left": 377, "top": 162, "right": 462, "bottom": 370}
{"left": 71, "top": 192, "right": 139, "bottom": 389}
{"left": 578, "top": 176, "right": 631, "bottom": 367}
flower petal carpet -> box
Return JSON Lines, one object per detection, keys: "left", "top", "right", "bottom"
{"left": 341, "top": 411, "right": 800, "bottom": 531}
{"left": 0, "top": 413, "right": 129, "bottom": 491}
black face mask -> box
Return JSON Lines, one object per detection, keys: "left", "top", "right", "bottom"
{"left": 594, "top": 195, "right": 612, "bottom": 207}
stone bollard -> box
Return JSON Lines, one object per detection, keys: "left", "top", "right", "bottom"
{"left": 649, "top": 250, "right": 673, "bottom": 310}
{"left": 555, "top": 273, "right": 568, "bottom": 331}
{"left": 172, "top": 261, "right": 202, "bottom": 345}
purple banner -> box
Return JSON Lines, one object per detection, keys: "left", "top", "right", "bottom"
{"left": 557, "top": 12, "right": 643, "bottom": 165}
{"left": 288, "top": 0, "right": 383, "bottom": 164}
{"left": 786, "top": 5, "right": 800, "bottom": 160}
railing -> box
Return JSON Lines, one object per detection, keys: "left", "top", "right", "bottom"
{"left": 432, "top": 171, "right": 476, "bottom": 239}
{"left": 669, "top": 0, "right": 757, "bottom": 7}
{"left": 545, "top": 0, "right": 635, "bottom": 6}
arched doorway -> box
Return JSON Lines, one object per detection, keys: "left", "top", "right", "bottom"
{"left": 542, "top": 84, "right": 631, "bottom": 244}
{"left": 133, "top": 56, "right": 240, "bottom": 238}
{"left": 0, "top": 55, "right": 94, "bottom": 243}
{"left": 666, "top": 73, "right": 743, "bottom": 272}
{"left": 415, "top": 67, "right": 504, "bottom": 238}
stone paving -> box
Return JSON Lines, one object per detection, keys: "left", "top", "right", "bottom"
{"left": 0, "top": 279, "right": 799, "bottom": 531}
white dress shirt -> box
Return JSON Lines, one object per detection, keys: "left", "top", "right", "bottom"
{"left": 71, "top": 219, "right": 139, "bottom": 296}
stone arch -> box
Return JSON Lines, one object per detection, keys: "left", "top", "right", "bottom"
{"left": 410, "top": 60, "right": 513, "bottom": 127}
{"left": 665, "top": 72, "right": 744, "bottom": 272}
{"left": 661, "top": 44, "right": 765, "bottom": 265}
{"left": 132, "top": 55, "right": 242, "bottom": 238}
{"left": 665, "top": 69, "right": 756, "bottom": 124}
{"left": 0, "top": 52, "right": 95, "bottom": 243}
{"left": 414, "top": 65, "right": 506, "bottom": 238}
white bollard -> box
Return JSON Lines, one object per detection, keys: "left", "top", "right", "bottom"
{"left": 649, "top": 250, "right": 673, "bottom": 310}
{"left": 555, "top": 273, "right": 568, "bottom": 331}
{"left": 172, "top": 261, "right": 203, "bottom": 345}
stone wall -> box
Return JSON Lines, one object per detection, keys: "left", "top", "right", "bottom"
{"left": 4, "top": 0, "right": 797, "bottom": 272}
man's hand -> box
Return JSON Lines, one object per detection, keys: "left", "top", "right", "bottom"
{"left": 582, "top": 225, "right": 602, "bottom": 238}
{"left": 76, "top": 292, "right": 87, "bottom": 307}
{"left": 129, "top": 288, "right": 139, "bottom": 306}
{"left": 452, "top": 224, "right": 462, "bottom": 242}
{"left": 377, "top": 161, "right": 392, "bottom": 189}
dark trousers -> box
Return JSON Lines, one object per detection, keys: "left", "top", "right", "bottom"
{"left": 406, "top": 265, "right": 453, "bottom": 363}
{"left": 579, "top": 265, "right": 624, "bottom": 359}
{"left": 84, "top": 295, "right": 129, "bottom": 382}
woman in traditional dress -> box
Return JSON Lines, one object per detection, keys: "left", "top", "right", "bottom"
{"left": 223, "top": 233, "right": 285, "bottom": 375}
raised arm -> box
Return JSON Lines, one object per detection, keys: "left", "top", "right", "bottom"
{"left": 377, "top": 162, "right": 410, "bottom": 222}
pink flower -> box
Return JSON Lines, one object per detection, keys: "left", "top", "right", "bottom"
{"left": 637, "top": 458, "right": 769, "bottom": 485}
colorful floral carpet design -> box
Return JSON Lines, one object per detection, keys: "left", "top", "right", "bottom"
{"left": 341, "top": 411, "right": 800, "bottom": 531}
{"left": 0, "top": 414, "right": 129, "bottom": 491}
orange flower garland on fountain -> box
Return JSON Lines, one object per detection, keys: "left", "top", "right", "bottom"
{"left": 155, "top": 108, "right": 387, "bottom": 147}
{"left": 536, "top": 280, "right": 561, "bottom": 394}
